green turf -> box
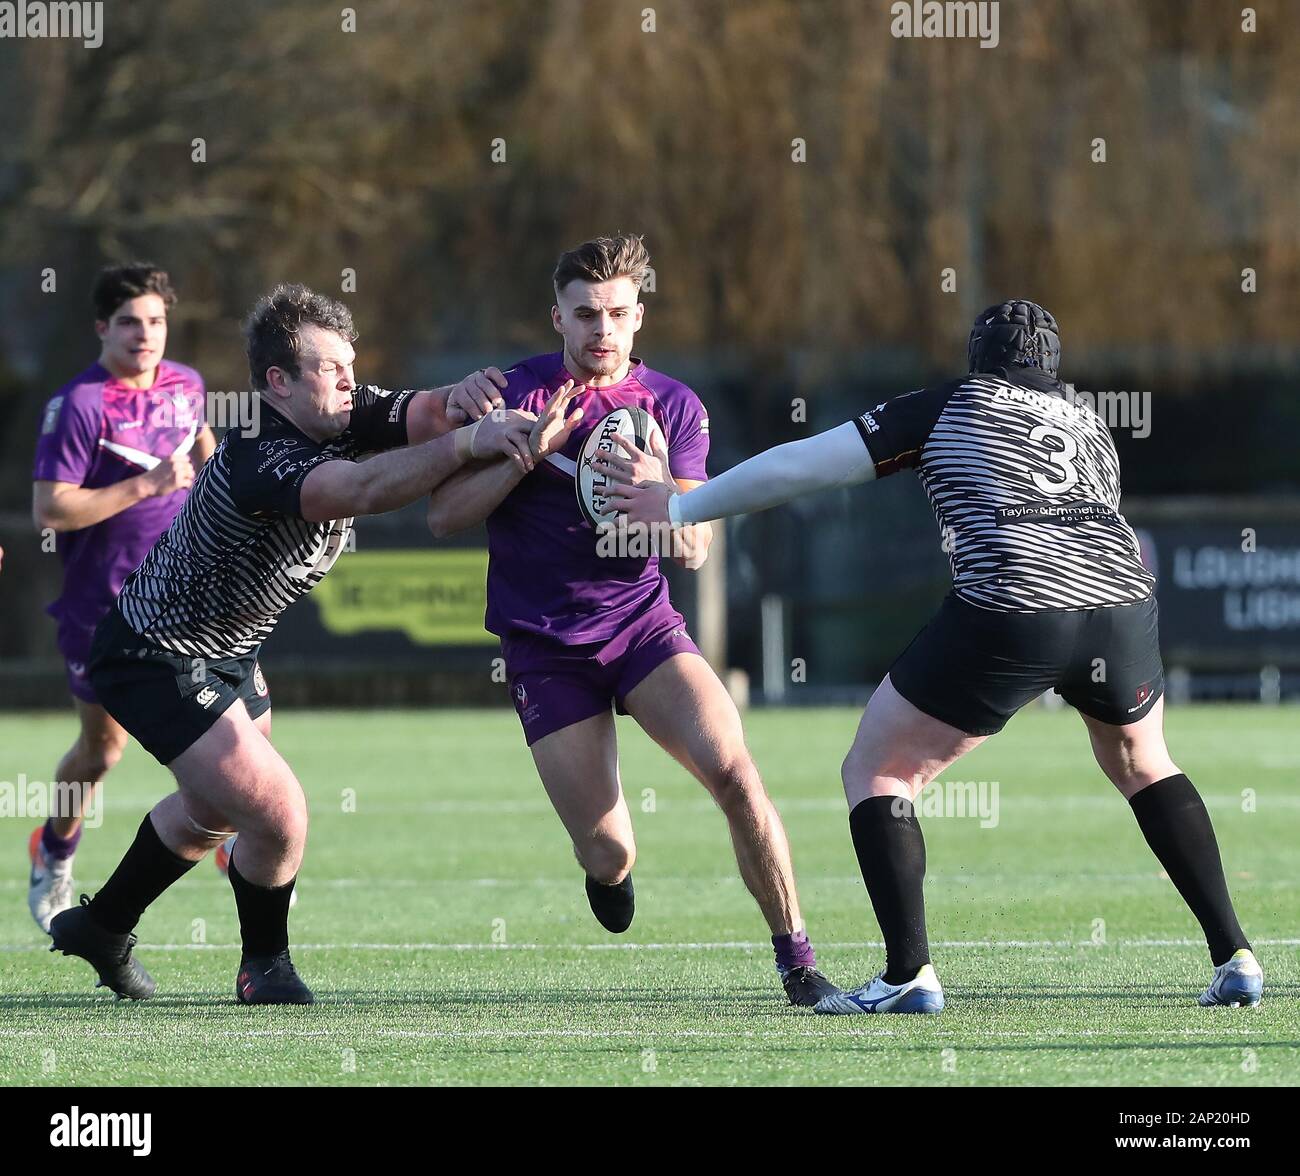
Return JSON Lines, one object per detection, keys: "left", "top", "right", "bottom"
{"left": 1, "top": 704, "right": 1296, "bottom": 1086}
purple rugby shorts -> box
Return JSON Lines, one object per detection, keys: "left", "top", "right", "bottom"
{"left": 56, "top": 614, "right": 102, "bottom": 705}
{"left": 501, "top": 602, "right": 702, "bottom": 746}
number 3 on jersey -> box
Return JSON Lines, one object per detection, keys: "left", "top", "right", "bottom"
{"left": 1028, "top": 424, "right": 1079, "bottom": 495}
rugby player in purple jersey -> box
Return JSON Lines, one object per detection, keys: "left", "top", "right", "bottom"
{"left": 29, "top": 264, "right": 216, "bottom": 933}
{"left": 431, "top": 235, "right": 839, "bottom": 1007}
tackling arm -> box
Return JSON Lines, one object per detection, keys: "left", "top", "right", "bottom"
{"left": 670, "top": 478, "right": 712, "bottom": 570}
{"left": 398, "top": 388, "right": 458, "bottom": 445}
{"left": 300, "top": 411, "right": 536, "bottom": 523}
{"left": 426, "top": 379, "right": 584, "bottom": 537}
{"left": 426, "top": 458, "right": 527, "bottom": 538}
{"left": 670, "top": 423, "right": 876, "bottom": 525}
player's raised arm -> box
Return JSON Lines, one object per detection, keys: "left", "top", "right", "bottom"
{"left": 299, "top": 408, "right": 537, "bottom": 523}
{"left": 598, "top": 421, "right": 878, "bottom": 530}
{"left": 404, "top": 367, "right": 511, "bottom": 444}
{"left": 444, "top": 366, "right": 508, "bottom": 424}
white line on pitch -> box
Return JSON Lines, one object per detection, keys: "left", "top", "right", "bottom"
{"left": 6, "top": 937, "right": 1300, "bottom": 952}
{"left": 2, "top": 871, "right": 1288, "bottom": 891}
{"left": 0, "top": 1026, "right": 1280, "bottom": 1041}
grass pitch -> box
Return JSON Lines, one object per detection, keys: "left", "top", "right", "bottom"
{"left": 1, "top": 704, "right": 1296, "bottom": 1086}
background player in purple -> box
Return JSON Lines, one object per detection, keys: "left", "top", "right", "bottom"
{"left": 429, "top": 234, "right": 839, "bottom": 1006}
{"left": 28, "top": 264, "right": 216, "bottom": 933}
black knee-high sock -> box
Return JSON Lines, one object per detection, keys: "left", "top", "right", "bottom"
{"left": 89, "top": 814, "right": 197, "bottom": 934}
{"left": 1129, "top": 774, "right": 1250, "bottom": 966}
{"left": 849, "top": 796, "right": 930, "bottom": 984}
{"left": 228, "top": 850, "right": 295, "bottom": 958}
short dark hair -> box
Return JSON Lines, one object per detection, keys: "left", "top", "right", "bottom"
{"left": 243, "top": 284, "right": 357, "bottom": 391}
{"left": 553, "top": 234, "right": 651, "bottom": 295}
{"left": 92, "top": 263, "right": 176, "bottom": 322}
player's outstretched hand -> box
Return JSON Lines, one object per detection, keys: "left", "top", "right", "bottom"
{"left": 447, "top": 367, "right": 507, "bottom": 424}
{"left": 468, "top": 407, "right": 539, "bottom": 472}
{"left": 529, "top": 379, "right": 585, "bottom": 460}
{"left": 141, "top": 452, "right": 195, "bottom": 497}
{"left": 597, "top": 433, "right": 676, "bottom": 529}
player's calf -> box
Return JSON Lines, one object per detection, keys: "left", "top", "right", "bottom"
{"left": 66, "top": 739, "right": 124, "bottom": 791}
{"left": 697, "top": 751, "right": 763, "bottom": 814}
{"left": 575, "top": 832, "right": 634, "bottom": 885}
{"left": 575, "top": 835, "right": 635, "bottom": 932}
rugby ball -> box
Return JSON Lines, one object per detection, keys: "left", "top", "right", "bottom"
{"left": 575, "top": 406, "right": 665, "bottom": 528}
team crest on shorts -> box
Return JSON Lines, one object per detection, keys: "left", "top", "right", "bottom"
{"left": 513, "top": 681, "right": 540, "bottom": 726}
{"left": 1127, "top": 681, "right": 1155, "bottom": 714}
{"left": 253, "top": 664, "right": 269, "bottom": 697}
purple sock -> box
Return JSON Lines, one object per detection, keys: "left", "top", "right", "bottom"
{"left": 773, "top": 929, "right": 816, "bottom": 973}
{"left": 41, "top": 820, "right": 82, "bottom": 861}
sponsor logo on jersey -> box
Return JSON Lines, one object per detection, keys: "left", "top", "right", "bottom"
{"left": 258, "top": 437, "right": 301, "bottom": 472}
{"left": 387, "top": 390, "right": 413, "bottom": 423}
{"left": 195, "top": 686, "right": 220, "bottom": 709}
{"left": 274, "top": 459, "right": 300, "bottom": 481}
{"left": 859, "top": 406, "right": 884, "bottom": 434}
{"left": 41, "top": 397, "right": 64, "bottom": 434}
{"left": 994, "top": 500, "right": 1115, "bottom": 526}
{"left": 990, "top": 381, "right": 1091, "bottom": 424}
{"left": 172, "top": 389, "right": 195, "bottom": 427}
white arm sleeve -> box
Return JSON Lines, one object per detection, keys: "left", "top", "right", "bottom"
{"left": 670, "top": 422, "right": 876, "bottom": 526}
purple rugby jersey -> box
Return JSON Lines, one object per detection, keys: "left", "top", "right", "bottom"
{"left": 32, "top": 360, "right": 207, "bottom": 629}
{"left": 485, "top": 352, "right": 709, "bottom": 643}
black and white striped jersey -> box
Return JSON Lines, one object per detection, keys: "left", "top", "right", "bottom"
{"left": 854, "top": 368, "right": 1154, "bottom": 612}
{"left": 115, "top": 385, "right": 416, "bottom": 658}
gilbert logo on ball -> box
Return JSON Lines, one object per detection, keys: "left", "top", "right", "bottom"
{"left": 575, "top": 406, "right": 664, "bottom": 529}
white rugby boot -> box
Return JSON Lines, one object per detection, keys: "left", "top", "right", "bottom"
{"left": 1199, "top": 949, "right": 1263, "bottom": 1008}
{"left": 28, "top": 827, "right": 77, "bottom": 934}
{"left": 815, "top": 963, "right": 945, "bottom": 1014}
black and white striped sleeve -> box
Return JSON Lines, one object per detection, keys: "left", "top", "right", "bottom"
{"left": 343, "top": 385, "right": 418, "bottom": 453}
{"left": 853, "top": 382, "right": 957, "bottom": 477}
{"left": 227, "top": 435, "right": 335, "bottom": 519}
